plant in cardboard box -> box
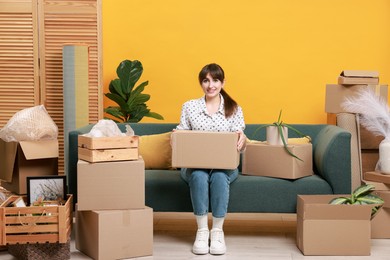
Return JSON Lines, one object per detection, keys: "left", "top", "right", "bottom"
{"left": 252, "top": 110, "right": 310, "bottom": 161}
{"left": 104, "top": 59, "right": 164, "bottom": 123}
{"left": 342, "top": 87, "right": 390, "bottom": 174}
{"left": 330, "top": 184, "right": 384, "bottom": 216}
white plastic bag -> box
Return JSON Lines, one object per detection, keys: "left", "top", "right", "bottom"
{"left": 0, "top": 105, "right": 58, "bottom": 142}
{"left": 83, "top": 119, "right": 135, "bottom": 137}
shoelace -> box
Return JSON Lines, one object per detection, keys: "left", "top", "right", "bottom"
{"left": 211, "top": 230, "right": 224, "bottom": 242}
{"left": 196, "top": 229, "right": 209, "bottom": 242}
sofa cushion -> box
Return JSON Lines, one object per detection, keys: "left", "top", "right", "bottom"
{"left": 139, "top": 132, "right": 172, "bottom": 169}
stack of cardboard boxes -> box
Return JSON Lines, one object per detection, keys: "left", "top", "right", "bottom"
{"left": 75, "top": 135, "right": 153, "bottom": 260}
{"left": 325, "top": 70, "right": 388, "bottom": 190}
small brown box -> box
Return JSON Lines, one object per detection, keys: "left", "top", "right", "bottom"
{"left": 338, "top": 70, "right": 379, "bottom": 85}
{"left": 78, "top": 135, "right": 139, "bottom": 162}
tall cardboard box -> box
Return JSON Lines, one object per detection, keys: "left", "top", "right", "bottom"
{"left": 77, "top": 158, "right": 145, "bottom": 211}
{"left": 297, "top": 195, "right": 374, "bottom": 256}
{"left": 0, "top": 139, "right": 58, "bottom": 194}
{"left": 76, "top": 206, "right": 153, "bottom": 260}
{"left": 372, "top": 191, "right": 390, "bottom": 238}
{"left": 242, "top": 143, "right": 312, "bottom": 179}
{"left": 171, "top": 130, "right": 239, "bottom": 169}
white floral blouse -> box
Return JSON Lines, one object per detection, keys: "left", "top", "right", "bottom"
{"left": 176, "top": 95, "right": 245, "bottom": 132}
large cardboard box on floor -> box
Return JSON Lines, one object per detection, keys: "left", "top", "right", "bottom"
{"left": 325, "top": 84, "right": 388, "bottom": 114}
{"left": 171, "top": 130, "right": 239, "bottom": 169}
{"left": 77, "top": 157, "right": 145, "bottom": 211}
{"left": 0, "top": 139, "right": 58, "bottom": 194}
{"left": 242, "top": 142, "right": 312, "bottom": 179}
{"left": 76, "top": 206, "right": 153, "bottom": 260}
{"left": 297, "top": 195, "right": 374, "bottom": 256}
{"left": 371, "top": 191, "right": 390, "bottom": 238}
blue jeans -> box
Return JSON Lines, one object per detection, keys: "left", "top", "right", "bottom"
{"left": 180, "top": 168, "right": 239, "bottom": 218}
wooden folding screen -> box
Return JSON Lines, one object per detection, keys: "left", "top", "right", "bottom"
{"left": 0, "top": 0, "right": 102, "bottom": 175}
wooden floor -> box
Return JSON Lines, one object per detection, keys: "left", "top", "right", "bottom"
{"left": 1, "top": 212, "right": 390, "bottom": 259}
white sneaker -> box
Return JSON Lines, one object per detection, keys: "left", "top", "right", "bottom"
{"left": 192, "top": 228, "right": 209, "bottom": 255}
{"left": 210, "top": 228, "right": 226, "bottom": 255}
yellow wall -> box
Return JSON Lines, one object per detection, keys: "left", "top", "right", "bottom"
{"left": 102, "top": 0, "right": 390, "bottom": 124}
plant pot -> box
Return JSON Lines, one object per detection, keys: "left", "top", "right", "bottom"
{"left": 379, "top": 140, "right": 390, "bottom": 174}
{"left": 266, "top": 125, "right": 288, "bottom": 146}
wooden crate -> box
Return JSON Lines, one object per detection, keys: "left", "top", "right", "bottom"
{"left": 78, "top": 136, "right": 139, "bottom": 162}
{"left": 0, "top": 195, "right": 73, "bottom": 245}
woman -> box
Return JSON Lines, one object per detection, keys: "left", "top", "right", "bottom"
{"left": 176, "top": 63, "right": 246, "bottom": 255}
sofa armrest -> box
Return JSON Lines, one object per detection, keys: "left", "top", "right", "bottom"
{"left": 313, "top": 125, "right": 351, "bottom": 194}
{"left": 67, "top": 124, "right": 94, "bottom": 205}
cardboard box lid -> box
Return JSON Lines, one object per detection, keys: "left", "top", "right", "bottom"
{"left": 0, "top": 139, "right": 58, "bottom": 183}
{"left": 297, "top": 195, "right": 373, "bottom": 220}
{"left": 340, "top": 70, "right": 379, "bottom": 78}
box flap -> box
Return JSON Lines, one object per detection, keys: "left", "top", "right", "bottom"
{"left": 340, "top": 70, "right": 379, "bottom": 78}
{"left": 297, "top": 195, "right": 372, "bottom": 220}
{"left": 0, "top": 139, "right": 18, "bottom": 183}
{"left": 373, "top": 191, "right": 390, "bottom": 208}
{"left": 19, "top": 140, "right": 59, "bottom": 160}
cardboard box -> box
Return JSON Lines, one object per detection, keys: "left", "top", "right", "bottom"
{"left": 76, "top": 206, "right": 153, "bottom": 260}
{"left": 297, "top": 194, "right": 374, "bottom": 256}
{"left": 0, "top": 139, "right": 58, "bottom": 194}
{"left": 242, "top": 143, "right": 312, "bottom": 179}
{"left": 371, "top": 191, "right": 390, "bottom": 238}
{"left": 171, "top": 130, "right": 239, "bottom": 169}
{"left": 363, "top": 180, "right": 390, "bottom": 191}
{"left": 77, "top": 158, "right": 145, "bottom": 211}
{"left": 325, "top": 84, "right": 388, "bottom": 114}
{"left": 78, "top": 135, "right": 139, "bottom": 163}
{"left": 0, "top": 194, "right": 72, "bottom": 245}
{"left": 338, "top": 70, "right": 379, "bottom": 85}
{"left": 364, "top": 171, "right": 390, "bottom": 185}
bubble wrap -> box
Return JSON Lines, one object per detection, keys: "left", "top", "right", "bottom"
{"left": 0, "top": 105, "right": 58, "bottom": 142}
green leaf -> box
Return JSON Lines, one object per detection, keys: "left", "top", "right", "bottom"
{"left": 353, "top": 184, "right": 375, "bottom": 198}
{"left": 356, "top": 194, "right": 384, "bottom": 205}
{"left": 329, "top": 197, "right": 351, "bottom": 205}
{"left": 117, "top": 60, "right": 143, "bottom": 95}
{"left": 146, "top": 111, "right": 164, "bottom": 120}
{"left": 104, "top": 106, "right": 125, "bottom": 122}
{"left": 108, "top": 79, "right": 126, "bottom": 100}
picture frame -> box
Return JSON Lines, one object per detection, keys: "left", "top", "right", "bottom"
{"left": 26, "top": 175, "right": 67, "bottom": 206}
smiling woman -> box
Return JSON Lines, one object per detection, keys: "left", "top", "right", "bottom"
{"left": 102, "top": 0, "right": 390, "bottom": 124}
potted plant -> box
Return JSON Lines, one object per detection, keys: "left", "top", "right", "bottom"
{"left": 104, "top": 59, "right": 164, "bottom": 123}
{"left": 329, "top": 184, "right": 384, "bottom": 216}
{"left": 252, "top": 110, "right": 310, "bottom": 161}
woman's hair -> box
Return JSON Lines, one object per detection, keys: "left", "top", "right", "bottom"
{"left": 198, "top": 63, "right": 238, "bottom": 118}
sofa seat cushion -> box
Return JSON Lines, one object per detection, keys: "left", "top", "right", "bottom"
{"left": 145, "top": 170, "right": 333, "bottom": 213}
{"left": 229, "top": 174, "right": 333, "bottom": 213}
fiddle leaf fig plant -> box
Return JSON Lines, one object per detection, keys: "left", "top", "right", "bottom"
{"left": 104, "top": 59, "right": 164, "bottom": 123}
{"left": 329, "top": 184, "right": 384, "bottom": 216}
{"left": 252, "top": 110, "right": 310, "bottom": 161}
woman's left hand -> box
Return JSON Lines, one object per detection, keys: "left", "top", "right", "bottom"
{"left": 236, "top": 130, "right": 247, "bottom": 152}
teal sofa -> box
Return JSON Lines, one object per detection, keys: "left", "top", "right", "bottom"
{"left": 68, "top": 123, "right": 351, "bottom": 213}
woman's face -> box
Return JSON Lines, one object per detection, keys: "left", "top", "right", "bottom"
{"left": 200, "top": 73, "right": 224, "bottom": 99}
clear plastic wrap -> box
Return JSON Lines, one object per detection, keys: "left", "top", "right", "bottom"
{"left": 83, "top": 119, "right": 134, "bottom": 137}
{"left": 0, "top": 105, "right": 58, "bottom": 142}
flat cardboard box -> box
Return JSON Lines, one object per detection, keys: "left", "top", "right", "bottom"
{"left": 0, "top": 139, "right": 58, "bottom": 194}
{"left": 297, "top": 195, "right": 373, "bottom": 256}
{"left": 171, "top": 130, "right": 239, "bottom": 169}
{"left": 77, "top": 158, "right": 145, "bottom": 210}
{"left": 78, "top": 135, "right": 139, "bottom": 162}
{"left": 242, "top": 143, "right": 312, "bottom": 179}
{"left": 76, "top": 206, "right": 153, "bottom": 260}
{"left": 338, "top": 70, "right": 379, "bottom": 85}
{"left": 364, "top": 171, "right": 390, "bottom": 185}
{"left": 325, "top": 84, "right": 388, "bottom": 113}
{"left": 371, "top": 191, "right": 390, "bottom": 238}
